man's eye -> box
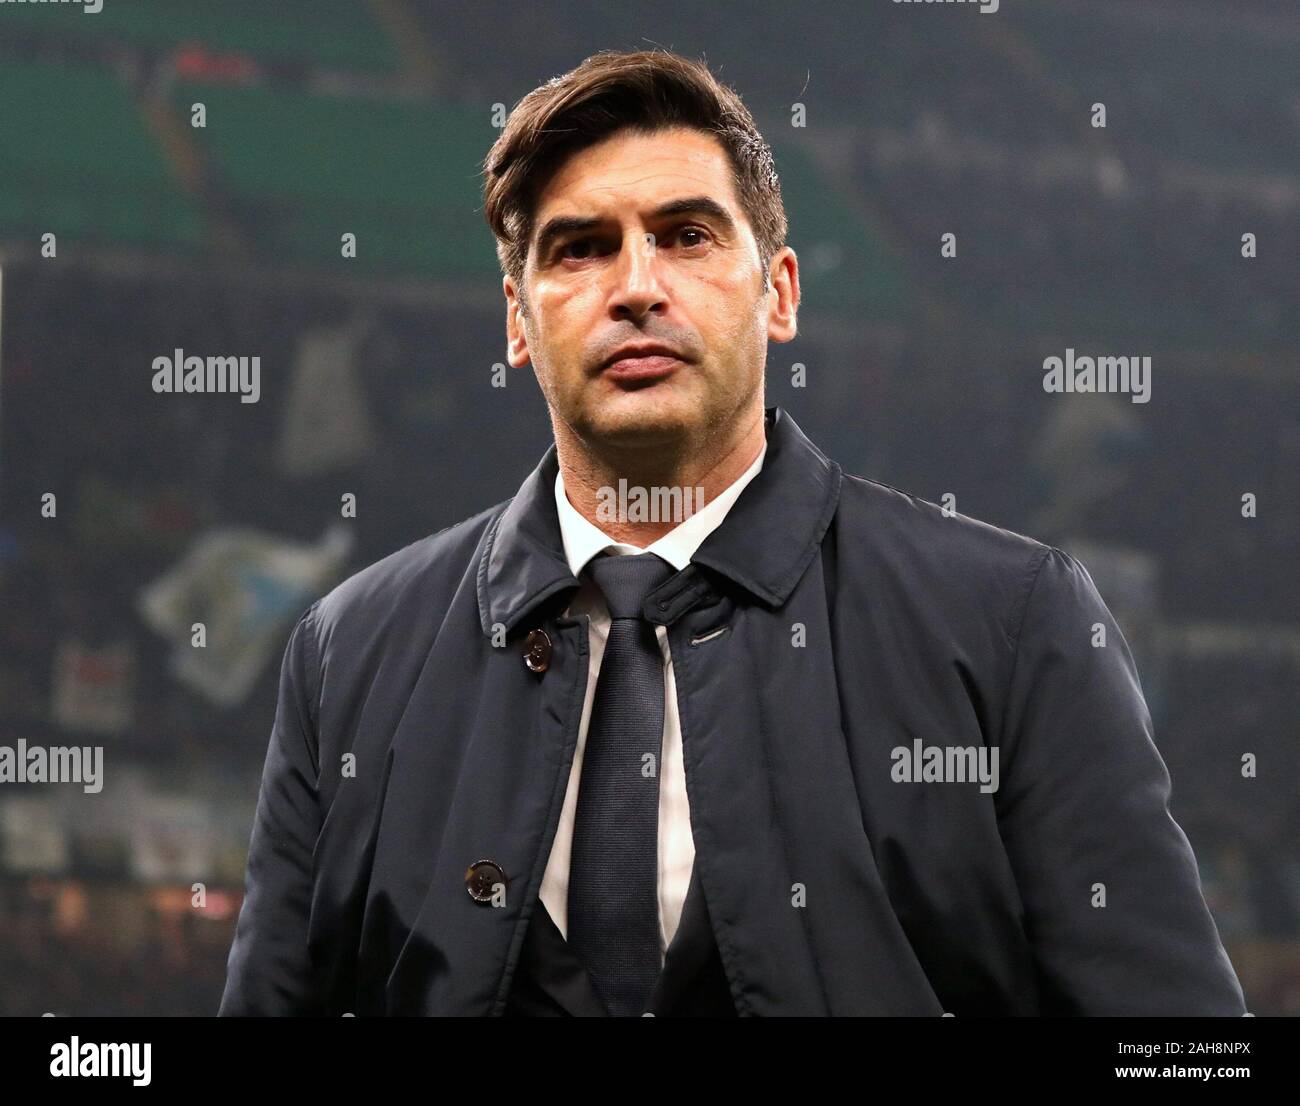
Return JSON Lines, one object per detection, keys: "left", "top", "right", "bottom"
{"left": 560, "top": 238, "right": 595, "bottom": 260}
{"left": 675, "top": 227, "right": 709, "bottom": 248}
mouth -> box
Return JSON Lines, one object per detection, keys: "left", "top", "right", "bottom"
{"left": 598, "top": 345, "right": 687, "bottom": 385}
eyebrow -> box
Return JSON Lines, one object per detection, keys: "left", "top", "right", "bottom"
{"left": 532, "top": 195, "right": 738, "bottom": 260}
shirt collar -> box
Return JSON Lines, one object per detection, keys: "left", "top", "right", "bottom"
{"left": 553, "top": 441, "right": 767, "bottom": 576}
{"left": 476, "top": 407, "right": 842, "bottom": 637}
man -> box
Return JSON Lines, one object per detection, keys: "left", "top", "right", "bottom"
{"left": 219, "top": 50, "right": 1245, "bottom": 1016}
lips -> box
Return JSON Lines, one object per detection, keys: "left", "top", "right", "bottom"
{"left": 598, "top": 345, "right": 686, "bottom": 384}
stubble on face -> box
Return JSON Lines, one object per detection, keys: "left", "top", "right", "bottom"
{"left": 512, "top": 126, "right": 773, "bottom": 490}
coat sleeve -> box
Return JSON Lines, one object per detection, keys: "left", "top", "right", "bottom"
{"left": 219, "top": 602, "right": 326, "bottom": 1016}
{"left": 995, "top": 547, "right": 1246, "bottom": 1015}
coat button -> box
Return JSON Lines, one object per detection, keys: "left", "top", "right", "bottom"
{"left": 523, "top": 628, "right": 552, "bottom": 673}
{"left": 465, "top": 859, "right": 507, "bottom": 903}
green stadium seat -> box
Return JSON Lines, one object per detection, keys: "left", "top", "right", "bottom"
{"left": 175, "top": 83, "right": 499, "bottom": 278}
{"left": 0, "top": 60, "right": 204, "bottom": 248}
{"left": 770, "top": 138, "right": 909, "bottom": 319}
{"left": 2, "top": 0, "right": 399, "bottom": 75}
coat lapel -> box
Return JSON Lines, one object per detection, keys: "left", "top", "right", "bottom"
{"left": 379, "top": 601, "right": 590, "bottom": 1014}
{"left": 510, "top": 861, "right": 730, "bottom": 1017}
{"left": 381, "top": 447, "right": 591, "bottom": 1014}
{"left": 384, "top": 407, "right": 849, "bottom": 1015}
{"left": 644, "top": 863, "right": 735, "bottom": 1015}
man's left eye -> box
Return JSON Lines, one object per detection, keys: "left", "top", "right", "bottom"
{"left": 675, "top": 227, "right": 709, "bottom": 248}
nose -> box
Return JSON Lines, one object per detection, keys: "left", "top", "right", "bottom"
{"left": 608, "top": 231, "right": 667, "bottom": 322}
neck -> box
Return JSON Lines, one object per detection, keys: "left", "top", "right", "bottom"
{"left": 555, "top": 407, "right": 767, "bottom": 546}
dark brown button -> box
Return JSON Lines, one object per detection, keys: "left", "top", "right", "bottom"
{"left": 465, "top": 859, "right": 507, "bottom": 903}
{"left": 523, "top": 628, "right": 551, "bottom": 673}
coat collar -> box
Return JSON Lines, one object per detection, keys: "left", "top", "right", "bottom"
{"left": 476, "top": 406, "right": 842, "bottom": 636}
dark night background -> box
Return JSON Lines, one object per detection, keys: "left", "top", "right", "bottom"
{"left": 0, "top": 0, "right": 1296, "bottom": 1014}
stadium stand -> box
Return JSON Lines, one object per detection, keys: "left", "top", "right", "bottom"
{"left": 170, "top": 83, "right": 498, "bottom": 276}
{"left": 0, "top": 0, "right": 400, "bottom": 75}
{"left": 0, "top": 59, "right": 204, "bottom": 249}
{"left": 0, "top": 0, "right": 1295, "bottom": 1016}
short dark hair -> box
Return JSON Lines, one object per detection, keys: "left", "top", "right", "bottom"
{"left": 482, "top": 49, "right": 786, "bottom": 295}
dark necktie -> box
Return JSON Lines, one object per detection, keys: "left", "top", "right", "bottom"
{"left": 567, "top": 551, "right": 675, "bottom": 1017}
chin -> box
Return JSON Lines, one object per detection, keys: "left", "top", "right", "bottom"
{"left": 582, "top": 394, "right": 700, "bottom": 448}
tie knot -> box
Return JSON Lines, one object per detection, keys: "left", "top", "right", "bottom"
{"left": 586, "top": 552, "right": 675, "bottom": 620}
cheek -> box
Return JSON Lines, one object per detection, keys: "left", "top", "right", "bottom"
{"left": 533, "top": 286, "right": 597, "bottom": 351}
{"left": 527, "top": 319, "right": 584, "bottom": 395}
{"left": 707, "top": 277, "right": 766, "bottom": 351}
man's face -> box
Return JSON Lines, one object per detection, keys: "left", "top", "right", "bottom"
{"left": 504, "top": 126, "right": 797, "bottom": 453}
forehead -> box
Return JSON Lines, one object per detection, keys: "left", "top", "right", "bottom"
{"left": 532, "top": 126, "right": 744, "bottom": 221}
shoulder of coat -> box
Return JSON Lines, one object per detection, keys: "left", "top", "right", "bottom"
{"left": 835, "top": 472, "right": 1049, "bottom": 573}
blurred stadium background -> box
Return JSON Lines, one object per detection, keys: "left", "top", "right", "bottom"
{"left": 0, "top": 0, "right": 1296, "bottom": 1015}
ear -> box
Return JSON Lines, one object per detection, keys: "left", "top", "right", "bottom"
{"left": 765, "top": 246, "right": 800, "bottom": 344}
{"left": 504, "top": 274, "right": 532, "bottom": 368}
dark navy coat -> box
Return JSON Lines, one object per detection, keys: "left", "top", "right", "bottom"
{"left": 219, "top": 407, "right": 1245, "bottom": 1016}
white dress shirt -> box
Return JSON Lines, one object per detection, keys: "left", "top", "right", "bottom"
{"left": 541, "top": 441, "right": 767, "bottom": 957}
